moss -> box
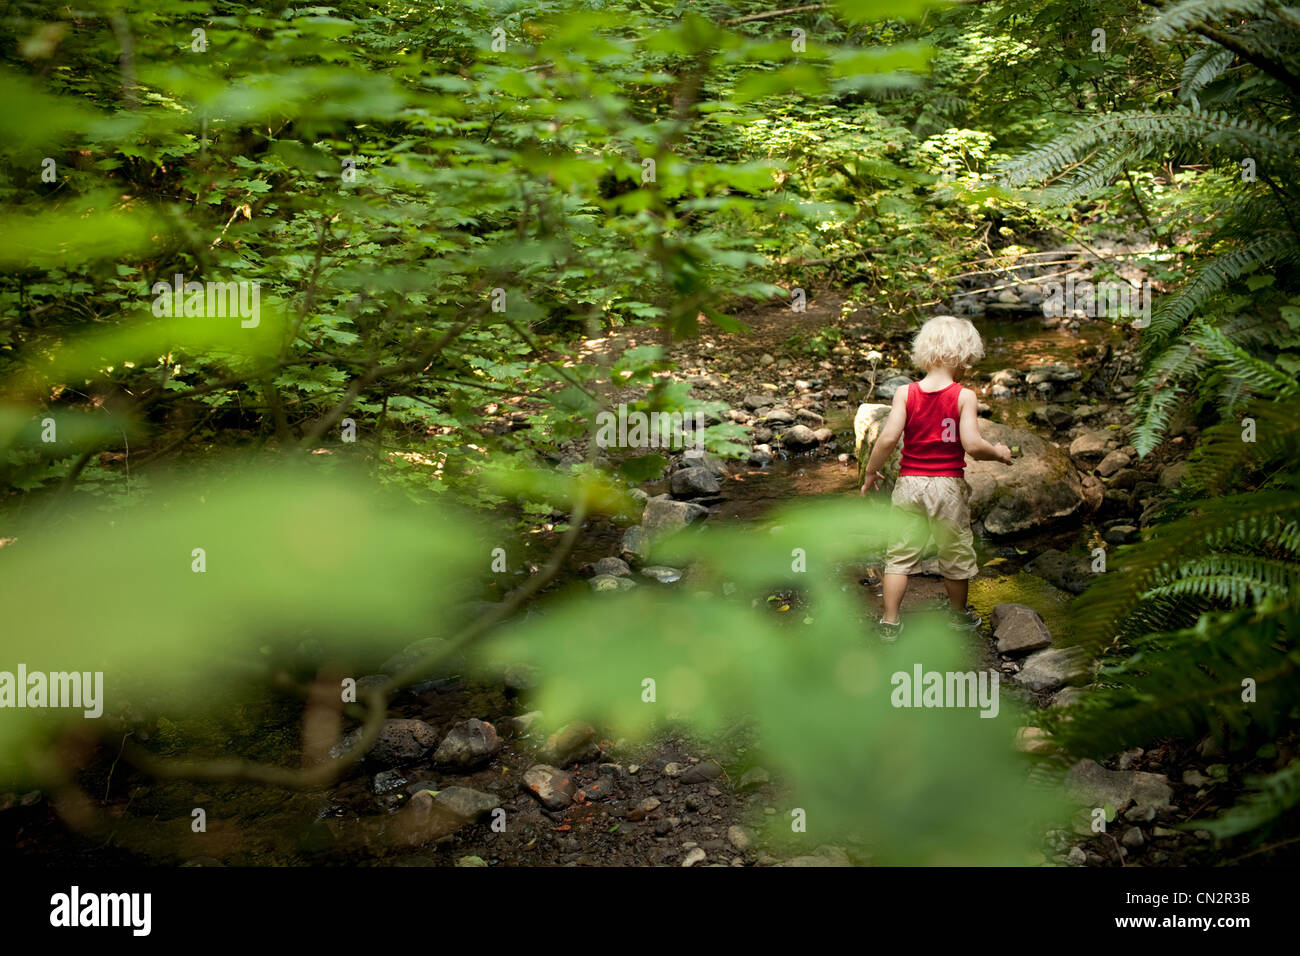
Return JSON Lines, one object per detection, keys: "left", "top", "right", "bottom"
{"left": 969, "top": 572, "right": 1075, "bottom": 644}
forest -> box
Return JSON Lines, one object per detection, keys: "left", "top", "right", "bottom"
{"left": 1, "top": 0, "right": 1298, "bottom": 876}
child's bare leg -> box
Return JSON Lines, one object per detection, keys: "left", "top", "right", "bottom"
{"left": 882, "top": 572, "right": 909, "bottom": 624}
{"left": 943, "top": 576, "right": 968, "bottom": 612}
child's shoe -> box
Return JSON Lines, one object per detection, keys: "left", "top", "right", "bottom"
{"left": 948, "top": 605, "right": 982, "bottom": 631}
{"left": 876, "top": 618, "right": 904, "bottom": 643}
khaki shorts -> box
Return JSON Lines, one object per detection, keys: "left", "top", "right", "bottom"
{"left": 883, "top": 476, "right": 978, "bottom": 580}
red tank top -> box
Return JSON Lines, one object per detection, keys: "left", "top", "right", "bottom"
{"left": 899, "top": 382, "right": 965, "bottom": 476}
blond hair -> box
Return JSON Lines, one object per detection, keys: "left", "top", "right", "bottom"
{"left": 910, "top": 314, "right": 984, "bottom": 371}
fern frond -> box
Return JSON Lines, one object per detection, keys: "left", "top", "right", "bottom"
{"left": 1000, "top": 109, "right": 1294, "bottom": 188}
{"left": 1189, "top": 318, "right": 1300, "bottom": 397}
{"left": 1055, "top": 600, "right": 1300, "bottom": 752}
{"left": 1143, "top": 572, "right": 1290, "bottom": 603}
{"left": 1073, "top": 490, "right": 1300, "bottom": 643}
{"left": 1131, "top": 339, "right": 1203, "bottom": 454}
{"left": 1143, "top": 0, "right": 1299, "bottom": 43}
{"left": 1043, "top": 146, "right": 1148, "bottom": 204}
{"left": 1179, "top": 46, "right": 1236, "bottom": 107}
{"left": 1143, "top": 234, "right": 1295, "bottom": 348}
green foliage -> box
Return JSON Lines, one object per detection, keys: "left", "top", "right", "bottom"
{"left": 1000, "top": 0, "right": 1300, "bottom": 843}
{"left": 481, "top": 498, "right": 1065, "bottom": 864}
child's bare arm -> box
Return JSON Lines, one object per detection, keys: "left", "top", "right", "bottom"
{"left": 958, "top": 389, "right": 1012, "bottom": 463}
{"left": 860, "top": 387, "right": 908, "bottom": 492}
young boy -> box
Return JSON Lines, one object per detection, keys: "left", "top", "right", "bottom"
{"left": 859, "top": 315, "right": 1012, "bottom": 641}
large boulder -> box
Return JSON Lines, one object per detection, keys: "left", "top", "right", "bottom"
{"left": 853, "top": 403, "right": 896, "bottom": 483}
{"left": 966, "top": 422, "right": 1086, "bottom": 535}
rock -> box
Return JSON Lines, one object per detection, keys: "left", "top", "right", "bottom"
{"left": 1025, "top": 548, "right": 1093, "bottom": 594}
{"left": 1069, "top": 430, "right": 1112, "bottom": 464}
{"left": 679, "top": 760, "right": 723, "bottom": 784}
{"left": 1080, "top": 474, "right": 1103, "bottom": 512}
{"left": 670, "top": 466, "right": 721, "bottom": 498}
{"left": 372, "top": 770, "right": 408, "bottom": 794}
{"left": 621, "top": 525, "right": 648, "bottom": 563}
{"left": 433, "top": 718, "right": 501, "bottom": 767}
{"left": 456, "top": 855, "right": 488, "bottom": 867}
{"left": 781, "top": 424, "right": 820, "bottom": 450}
{"left": 1050, "top": 686, "right": 1084, "bottom": 708}
{"left": 992, "top": 603, "right": 1053, "bottom": 655}
{"left": 1016, "top": 726, "right": 1054, "bottom": 754}
{"left": 965, "top": 422, "right": 1086, "bottom": 535}
{"left": 682, "top": 847, "right": 707, "bottom": 867}
{"left": 1025, "top": 363, "right": 1081, "bottom": 385}
{"left": 990, "top": 369, "right": 1021, "bottom": 387}
{"left": 726, "top": 825, "right": 753, "bottom": 852}
{"left": 737, "top": 767, "right": 771, "bottom": 790}
{"left": 522, "top": 765, "right": 577, "bottom": 810}
{"left": 748, "top": 444, "right": 773, "bottom": 466}
{"left": 589, "top": 573, "right": 622, "bottom": 592}
{"left": 1064, "top": 758, "right": 1173, "bottom": 810}
{"left": 812, "top": 427, "right": 834, "bottom": 444}
{"left": 852, "top": 402, "right": 893, "bottom": 460}
{"left": 581, "top": 776, "right": 616, "bottom": 801}
{"left": 662, "top": 761, "right": 685, "bottom": 777}
{"left": 627, "top": 796, "right": 661, "bottom": 821}
{"left": 542, "top": 722, "right": 600, "bottom": 765}
{"left": 991, "top": 384, "right": 1012, "bottom": 399}
{"left": 642, "top": 495, "right": 708, "bottom": 540}
{"left": 369, "top": 719, "right": 439, "bottom": 766}
{"left": 760, "top": 353, "right": 775, "bottom": 366}
{"left": 1096, "top": 449, "right": 1131, "bottom": 477}
{"left": 503, "top": 664, "right": 537, "bottom": 692}
{"left": 796, "top": 408, "right": 825, "bottom": 427}
{"left": 431, "top": 786, "right": 501, "bottom": 822}
{"left": 781, "top": 845, "right": 853, "bottom": 867}
{"left": 1103, "top": 524, "right": 1137, "bottom": 545}
{"left": 512, "top": 711, "right": 543, "bottom": 735}
{"left": 875, "top": 375, "right": 913, "bottom": 401}
{"left": 1158, "top": 460, "right": 1188, "bottom": 489}
{"left": 1067, "top": 846, "right": 1088, "bottom": 866}
{"left": 1014, "top": 647, "right": 1088, "bottom": 692}
{"left": 752, "top": 425, "right": 773, "bottom": 444}
{"left": 592, "top": 556, "right": 631, "bottom": 577}
{"left": 640, "top": 565, "right": 684, "bottom": 584}
{"left": 763, "top": 407, "right": 796, "bottom": 425}
{"left": 1028, "top": 404, "right": 1073, "bottom": 429}
{"left": 1182, "top": 769, "right": 1209, "bottom": 787}
{"left": 1123, "top": 804, "right": 1157, "bottom": 824}
{"left": 380, "top": 638, "right": 462, "bottom": 680}
{"left": 743, "top": 394, "right": 769, "bottom": 410}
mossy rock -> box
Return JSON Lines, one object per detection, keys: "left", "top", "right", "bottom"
{"left": 969, "top": 572, "right": 1074, "bottom": 644}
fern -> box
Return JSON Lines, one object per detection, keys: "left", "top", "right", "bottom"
{"left": 1141, "top": 234, "right": 1295, "bottom": 350}
{"left": 999, "top": 108, "right": 1293, "bottom": 188}
{"left": 1179, "top": 46, "right": 1236, "bottom": 107}
{"left": 1143, "top": 0, "right": 1300, "bottom": 42}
